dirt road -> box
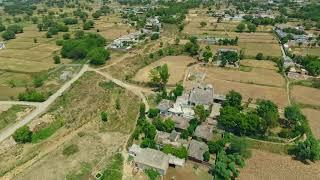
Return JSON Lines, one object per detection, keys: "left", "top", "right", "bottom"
{"left": 0, "top": 65, "right": 88, "bottom": 143}
{"left": 0, "top": 101, "right": 41, "bottom": 106}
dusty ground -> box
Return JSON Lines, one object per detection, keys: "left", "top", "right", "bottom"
{"left": 291, "top": 85, "right": 320, "bottom": 106}
{"left": 302, "top": 108, "right": 320, "bottom": 139}
{"left": 194, "top": 65, "right": 285, "bottom": 87}
{"left": 0, "top": 72, "right": 140, "bottom": 179}
{"left": 133, "top": 56, "right": 196, "bottom": 85}
{"left": 164, "top": 161, "right": 211, "bottom": 180}
{"left": 238, "top": 149, "right": 320, "bottom": 180}
{"left": 240, "top": 59, "right": 278, "bottom": 70}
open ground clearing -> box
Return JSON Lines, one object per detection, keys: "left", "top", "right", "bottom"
{"left": 164, "top": 161, "right": 211, "bottom": 180}
{"left": 302, "top": 108, "right": 320, "bottom": 139}
{"left": 0, "top": 72, "right": 140, "bottom": 179}
{"left": 238, "top": 150, "right": 320, "bottom": 180}
{"left": 240, "top": 59, "right": 278, "bottom": 70}
{"left": 194, "top": 65, "right": 285, "bottom": 87}
{"left": 291, "top": 85, "right": 320, "bottom": 106}
{"left": 133, "top": 56, "right": 196, "bottom": 85}
{"left": 0, "top": 105, "right": 32, "bottom": 131}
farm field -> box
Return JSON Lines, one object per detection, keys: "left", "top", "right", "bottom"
{"left": 0, "top": 72, "right": 140, "bottom": 179}
{"left": 133, "top": 56, "right": 196, "bottom": 85}
{"left": 193, "top": 65, "right": 285, "bottom": 87}
{"left": 291, "top": 85, "right": 320, "bottom": 106}
{"left": 302, "top": 108, "right": 320, "bottom": 139}
{"left": 240, "top": 59, "right": 278, "bottom": 70}
{"left": 238, "top": 150, "right": 320, "bottom": 180}
{"left": 292, "top": 47, "right": 320, "bottom": 56}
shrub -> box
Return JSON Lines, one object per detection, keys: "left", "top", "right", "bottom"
{"left": 2, "top": 30, "right": 16, "bottom": 40}
{"left": 18, "top": 90, "right": 46, "bottom": 102}
{"left": 53, "top": 55, "right": 61, "bottom": 64}
{"left": 203, "top": 151, "right": 210, "bottom": 162}
{"left": 148, "top": 108, "right": 160, "bottom": 118}
{"left": 12, "top": 126, "right": 32, "bottom": 143}
{"left": 101, "top": 111, "right": 108, "bottom": 122}
{"left": 63, "top": 33, "right": 70, "bottom": 40}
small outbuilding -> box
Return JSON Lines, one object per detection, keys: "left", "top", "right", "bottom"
{"left": 188, "top": 140, "right": 209, "bottom": 162}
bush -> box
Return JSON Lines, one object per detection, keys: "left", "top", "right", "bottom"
{"left": 62, "top": 144, "right": 79, "bottom": 156}
{"left": 7, "top": 24, "right": 23, "bottom": 33}
{"left": 63, "top": 33, "right": 70, "bottom": 40}
{"left": 56, "top": 39, "right": 64, "bottom": 46}
{"left": 2, "top": 30, "right": 16, "bottom": 40}
{"left": 12, "top": 126, "right": 32, "bottom": 143}
{"left": 144, "top": 169, "right": 160, "bottom": 180}
{"left": 88, "top": 47, "right": 110, "bottom": 65}
{"left": 53, "top": 55, "right": 61, "bottom": 64}
{"left": 162, "top": 144, "right": 188, "bottom": 159}
{"left": 148, "top": 108, "right": 160, "bottom": 118}
{"left": 203, "top": 151, "right": 210, "bottom": 162}
{"left": 101, "top": 111, "right": 108, "bottom": 122}
{"left": 63, "top": 18, "right": 78, "bottom": 25}
{"left": 151, "top": 33, "right": 159, "bottom": 40}
{"left": 18, "top": 90, "right": 46, "bottom": 102}
{"left": 256, "top": 53, "right": 264, "bottom": 60}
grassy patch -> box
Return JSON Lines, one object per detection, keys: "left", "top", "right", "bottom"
{"left": 99, "top": 81, "right": 117, "bottom": 90}
{"left": 31, "top": 118, "right": 64, "bottom": 143}
{"left": 66, "top": 162, "right": 92, "bottom": 180}
{"left": 0, "top": 105, "right": 28, "bottom": 131}
{"left": 101, "top": 153, "right": 124, "bottom": 180}
{"left": 63, "top": 144, "right": 79, "bottom": 156}
{"left": 244, "top": 137, "right": 292, "bottom": 155}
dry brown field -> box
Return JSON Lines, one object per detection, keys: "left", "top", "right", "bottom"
{"left": 164, "top": 161, "right": 211, "bottom": 180}
{"left": 194, "top": 65, "right": 285, "bottom": 87}
{"left": 238, "top": 150, "right": 320, "bottom": 180}
{"left": 240, "top": 59, "right": 278, "bottom": 70}
{"left": 302, "top": 108, "right": 320, "bottom": 139}
{"left": 238, "top": 42, "right": 282, "bottom": 57}
{"left": 292, "top": 47, "right": 320, "bottom": 56}
{"left": 291, "top": 85, "right": 320, "bottom": 106}
{"left": 133, "top": 56, "right": 196, "bottom": 85}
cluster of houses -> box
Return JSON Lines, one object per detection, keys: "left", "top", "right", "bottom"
{"left": 129, "top": 83, "right": 226, "bottom": 176}
{"left": 275, "top": 24, "right": 315, "bottom": 47}
{"left": 109, "top": 16, "right": 161, "bottom": 50}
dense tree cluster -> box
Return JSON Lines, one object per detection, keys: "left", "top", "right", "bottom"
{"left": 152, "top": 117, "right": 175, "bottom": 133}
{"left": 61, "top": 32, "right": 110, "bottom": 65}
{"left": 184, "top": 36, "right": 200, "bottom": 56}
{"left": 293, "top": 55, "right": 320, "bottom": 76}
{"left": 219, "top": 51, "right": 239, "bottom": 67}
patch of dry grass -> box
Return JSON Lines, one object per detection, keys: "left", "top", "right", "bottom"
{"left": 302, "top": 108, "right": 320, "bottom": 139}
{"left": 291, "top": 85, "right": 320, "bottom": 106}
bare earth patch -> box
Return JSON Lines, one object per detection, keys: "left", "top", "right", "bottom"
{"left": 194, "top": 65, "right": 285, "bottom": 87}
{"left": 238, "top": 150, "right": 320, "bottom": 180}
{"left": 164, "top": 161, "right": 211, "bottom": 180}
{"left": 133, "top": 56, "right": 196, "bottom": 85}
{"left": 302, "top": 108, "right": 320, "bottom": 139}
{"left": 291, "top": 85, "right": 320, "bottom": 106}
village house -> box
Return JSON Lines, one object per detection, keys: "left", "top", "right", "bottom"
{"left": 188, "top": 140, "right": 209, "bottom": 162}
{"left": 0, "top": 42, "right": 5, "bottom": 50}
{"left": 188, "top": 84, "right": 214, "bottom": 108}
{"left": 171, "top": 115, "right": 190, "bottom": 131}
{"left": 129, "top": 144, "right": 185, "bottom": 175}
{"left": 287, "top": 66, "right": 309, "bottom": 80}
{"left": 157, "top": 99, "right": 173, "bottom": 115}
{"left": 109, "top": 31, "right": 142, "bottom": 50}
{"left": 194, "top": 122, "right": 214, "bottom": 142}
{"left": 168, "top": 93, "right": 195, "bottom": 119}
{"left": 145, "top": 16, "right": 161, "bottom": 32}
{"left": 156, "top": 130, "right": 188, "bottom": 148}
{"left": 60, "top": 71, "right": 73, "bottom": 81}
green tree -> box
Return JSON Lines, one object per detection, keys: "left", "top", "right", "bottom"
{"left": 149, "top": 64, "right": 170, "bottom": 90}
{"left": 236, "top": 23, "right": 246, "bottom": 32}
{"left": 223, "top": 90, "right": 242, "bottom": 110}
{"left": 88, "top": 47, "right": 110, "bottom": 65}
{"left": 200, "top": 21, "right": 207, "bottom": 28}
{"left": 194, "top": 105, "right": 210, "bottom": 122}
{"left": 284, "top": 105, "right": 305, "bottom": 126}
{"left": 2, "top": 30, "right": 16, "bottom": 40}
{"left": 256, "top": 100, "right": 279, "bottom": 128}
{"left": 203, "top": 151, "right": 210, "bottom": 162}
{"left": 290, "top": 136, "right": 320, "bottom": 161}
{"left": 140, "top": 138, "right": 156, "bottom": 149}
{"left": 12, "top": 126, "right": 32, "bottom": 143}
{"left": 247, "top": 23, "right": 256, "bottom": 32}
{"left": 256, "top": 53, "right": 264, "bottom": 60}
{"left": 148, "top": 108, "right": 160, "bottom": 118}
{"left": 53, "top": 55, "right": 61, "bottom": 64}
